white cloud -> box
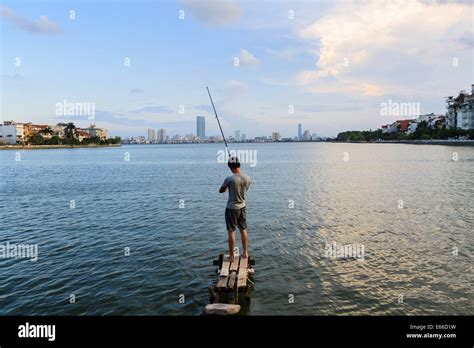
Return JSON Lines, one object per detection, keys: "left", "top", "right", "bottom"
{"left": 295, "top": 0, "right": 473, "bottom": 96}
{"left": 238, "top": 48, "right": 260, "bottom": 66}
{"left": 180, "top": 0, "right": 242, "bottom": 26}
{"left": 0, "top": 6, "right": 60, "bottom": 34}
{"left": 227, "top": 79, "right": 248, "bottom": 91}
{"left": 265, "top": 47, "right": 309, "bottom": 61}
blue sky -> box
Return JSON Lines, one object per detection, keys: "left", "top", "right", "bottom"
{"left": 1, "top": 0, "right": 473, "bottom": 137}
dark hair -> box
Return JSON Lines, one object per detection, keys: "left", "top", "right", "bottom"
{"left": 227, "top": 156, "right": 240, "bottom": 169}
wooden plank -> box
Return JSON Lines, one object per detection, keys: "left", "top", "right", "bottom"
{"left": 228, "top": 272, "right": 237, "bottom": 288}
{"left": 237, "top": 277, "right": 247, "bottom": 288}
{"left": 216, "top": 276, "right": 228, "bottom": 288}
{"left": 239, "top": 257, "right": 248, "bottom": 272}
{"left": 220, "top": 260, "right": 230, "bottom": 277}
{"left": 237, "top": 257, "right": 248, "bottom": 288}
{"left": 230, "top": 257, "right": 240, "bottom": 272}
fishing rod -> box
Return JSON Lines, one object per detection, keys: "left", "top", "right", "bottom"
{"left": 206, "top": 86, "right": 231, "bottom": 158}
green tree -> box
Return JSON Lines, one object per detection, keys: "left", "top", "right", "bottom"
{"left": 48, "top": 135, "right": 61, "bottom": 145}
{"left": 64, "top": 123, "right": 77, "bottom": 140}
{"left": 41, "top": 127, "right": 54, "bottom": 136}
{"left": 28, "top": 134, "right": 44, "bottom": 145}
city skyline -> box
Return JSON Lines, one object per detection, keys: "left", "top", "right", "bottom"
{"left": 1, "top": 0, "right": 472, "bottom": 138}
{"left": 132, "top": 115, "right": 321, "bottom": 143}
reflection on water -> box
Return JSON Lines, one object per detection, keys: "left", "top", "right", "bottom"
{"left": 0, "top": 143, "right": 472, "bottom": 315}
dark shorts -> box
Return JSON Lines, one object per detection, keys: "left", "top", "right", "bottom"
{"left": 225, "top": 207, "right": 247, "bottom": 232}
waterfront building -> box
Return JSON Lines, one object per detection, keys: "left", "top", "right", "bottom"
{"left": 241, "top": 133, "right": 246, "bottom": 142}
{"left": 298, "top": 123, "right": 302, "bottom": 140}
{"left": 132, "top": 136, "right": 146, "bottom": 144}
{"left": 303, "top": 130, "right": 311, "bottom": 141}
{"left": 147, "top": 128, "right": 156, "bottom": 142}
{"left": 0, "top": 121, "right": 25, "bottom": 144}
{"left": 76, "top": 129, "right": 90, "bottom": 142}
{"left": 383, "top": 120, "right": 414, "bottom": 134}
{"left": 51, "top": 125, "right": 66, "bottom": 138}
{"left": 0, "top": 122, "right": 23, "bottom": 144}
{"left": 196, "top": 116, "right": 206, "bottom": 138}
{"left": 272, "top": 132, "right": 281, "bottom": 141}
{"left": 446, "top": 85, "right": 474, "bottom": 130}
{"left": 397, "top": 120, "right": 413, "bottom": 134}
{"left": 23, "top": 123, "right": 49, "bottom": 140}
{"left": 85, "top": 124, "right": 108, "bottom": 140}
{"left": 157, "top": 128, "right": 166, "bottom": 143}
{"left": 235, "top": 130, "right": 241, "bottom": 142}
{"left": 406, "top": 114, "right": 446, "bottom": 134}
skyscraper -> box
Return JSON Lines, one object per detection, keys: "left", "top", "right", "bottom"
{"left": 147, "top": 128, "right": 156, "bottom": 142}
{"left": 303, "top": 130, "right": 311, "bottom": 141}
{"left": 298, "top": 123, "right": 302, "bottom": 140}
{"left": 157, "top": 128, "right": 166, "bottom": 143}
{"left": 235, "top": 130, "right": 241, "bottom": 142}
{"left": 196, "top": 116, "right": 205, "bottom": 138}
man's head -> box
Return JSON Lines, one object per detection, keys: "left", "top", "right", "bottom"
{"left": 228, "top": 156, "right": 240, "bottom": 173}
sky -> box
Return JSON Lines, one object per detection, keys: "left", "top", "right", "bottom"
{"left": 1, "top": 0, "right": 473, "bottom": 138}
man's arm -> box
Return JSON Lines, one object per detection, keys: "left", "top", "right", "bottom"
{"left": 219, "top": 178, "right": 228, "bottom": 193}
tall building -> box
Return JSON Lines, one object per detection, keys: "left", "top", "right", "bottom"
{"left": 272, "top": 132, "right": 281, "bottom": 141}
{"left": 196, "top": 116, "right": 206, "bottom": 138}
{"left": 157, "top": 128, "right": 166, "bottom": 143}
{"left": 147, "top": 128, "right": 156, "bottom": 142}
{"left": 241, "top": 133, "right": 246, "bottom": 142}
{"left": 446, "top": 85, "right": 474, "bottom": 130}
{"left": 235, "top": 130, "right": 241, "bottom": 142}
{"left": 303, "top": 130, "right": 311, "bottom": 141}
{"left": 298, "top": 123, "right": 302, "bottom": 140}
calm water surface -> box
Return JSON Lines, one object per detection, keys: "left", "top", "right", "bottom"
{"left": 0, "top": 143, "right": 473, "bottom": 315}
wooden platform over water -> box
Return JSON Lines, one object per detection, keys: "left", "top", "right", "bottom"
{"left": 216, "top": 256, "right": 249, "bottom": 290}
{"left": 207, "top": 254, "right": 255, "bottom": 315}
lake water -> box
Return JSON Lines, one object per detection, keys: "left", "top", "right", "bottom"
{"left": 0, "top": 143, "right": 473, "bottom": 315}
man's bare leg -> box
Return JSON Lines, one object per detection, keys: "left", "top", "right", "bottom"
{"left": 239, "top": 228, "right": 249, "bottom": 258}
{"left": 228, "top": 231, "right": 236, "bottom": 262}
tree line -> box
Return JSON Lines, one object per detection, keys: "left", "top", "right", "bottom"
{"left": 336, "top": 122, "right": 474, "bottom": 141}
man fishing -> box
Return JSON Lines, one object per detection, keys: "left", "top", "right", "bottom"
{"left": 219, "top": 156, "right": 251, "bottom": 262}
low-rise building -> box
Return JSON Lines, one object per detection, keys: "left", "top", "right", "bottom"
{"left": 85, "top": 124, "right": 108, "bottom": 140}
{"left": 76, "top": 129, "right": 91, "bottom": 142}
{"left": 0, "top": 121, "right": 24, "bottom": 144}
{"left": 382, "top": 122, "right": 400, "bottom": 134}
{"left": 0, "top": 124, "right": 18, "bottom": 144}
{"left": 407, "top": 114, "right": 446, "bottom": 134}
{"left": 51, "top": 125, "right": 66, "bottom": 138}
{"left": 383, "top": 119, "right": 416, "bottom": 134}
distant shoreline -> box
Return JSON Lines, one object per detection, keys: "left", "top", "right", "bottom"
{"left": 0, "top": 144, "right": 122, "bottom": 150}
{"left": 6, "top": 141, "right": 470, "bottom": 150}
{"left": 329, "top": 140, "right": 474, "bottom": 146}
{"left": 121, "top": 140, "right": 474, "bottom": 146}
